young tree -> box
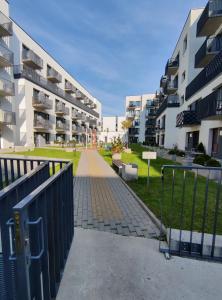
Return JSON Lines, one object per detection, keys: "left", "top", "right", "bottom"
{"left": 121, "top": 119, "right": 132, "bottom": 148}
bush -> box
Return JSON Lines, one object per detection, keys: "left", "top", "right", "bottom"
{"left": 206, "top": 159, "right": 221, "bottom": 167}
{"left": 197, "top": 142, "right": 206, "bottom": 154}
{"left": 168, "top": 149, "right": 176, "bottom": 155}
{"left": 177, "top": 150, "right": 185, "bottom": 157}
{"left": 111, "top": 137, "right": 124, "bottom": 154}
{"left": 193, "top": 155, "right": 206, "bottom": 166}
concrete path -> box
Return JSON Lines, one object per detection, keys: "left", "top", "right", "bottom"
{"left": 74, "top": 150, "right": 159, "bottom": 238}
{"left": 57, "top": 228, "right": 222, "bottom": 300}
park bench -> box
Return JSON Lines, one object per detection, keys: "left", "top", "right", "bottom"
{"left": 112, "top": 159, "right": 123, "bottom": 175}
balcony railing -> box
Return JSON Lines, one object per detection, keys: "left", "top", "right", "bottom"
{"left": 166, "top": 80, "right": 178, "bottom": 94}
{"left": 0, "top": 110, "right": 15, "bottom": 125}
{"left": 33, "top": 118, "right": 51, "bottom": 130}
{"left": 197, "top": 0, "right": 222, "bottom": 37}
{"left": 129, "top": 128, "right": 139, "bottom": 135}
{"left": 22, "top": 49, "right": 43, "bottom": 69}
{"left": 89, "top": 118, "right": 97, "bottom": 126}
{"left": 176, "top": 111, "right": 200, "bottom": 127}
{"left": 0, "top": 77, "right": 15, "bottom": 96}
{"left": 33, "top": 92, "right": 52, "bottom": 110}
{"left": 0, "top": 11, "right": 13, "bottom": 37}
{"left": 56, "top": 121, "right": 68, "bottom": 131}
{"left": 65, "top": 80, "right": 76, "bottom": 93}
{"left": 156, "top": 95, "right": 180, "bottom": 117}
{"left": 0, "top": 43, "right": 13, "bottom": 67}
{"left": 72, "top": 124, "right": 77, "bottom": 132}
{"left": 71, "top": 110, "right": 78, "bottom": 119}
{"left": 165, "top": 58, "right": 179, "bottom": 76}
{"left": 14, "top": 65, "right": 99, "bottom": 117}
{"left": 76, "top": 90, "right": 84, "bottom": 100}
{"left": 186, "top": 50, "right": 222, "bottom": 100}
{"left": 160, "top": 75, "right": 168, "bottom": 88}
{"left": 197, "top": 89, "right": 222, "bottom": 120}
{"left": 47, "top": 67, "right": 62, "bottom": 83}
{"left": 195, "top": 36, "right": 222, "bottom": 68}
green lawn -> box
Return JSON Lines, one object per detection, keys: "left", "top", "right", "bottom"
{"left": 100, "top": 144, "right": 222, "bottom": 234}
{"left": 12, "top": 148, "right": 81, "bottom": 175}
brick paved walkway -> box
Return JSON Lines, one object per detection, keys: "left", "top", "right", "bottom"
{"left": 74, "top": 150, "right": 159, "bottom": 238}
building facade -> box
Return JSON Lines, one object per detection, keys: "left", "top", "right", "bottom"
{"left": 156, "top": 0, "right": 222, "bottom": 158}
{"left": 0, "top": 0, "right": 101, "bottom": 148}
{"left": 125, "top": 94, "right": 158, "bottom": 144}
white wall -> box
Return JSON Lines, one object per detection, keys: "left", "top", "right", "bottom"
{"left": 99, "top": 116, "right": 127, "bottom": 143}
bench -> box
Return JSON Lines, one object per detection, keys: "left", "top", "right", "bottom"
{"left": 112, "top": 159, "right": 123, "bottom": 176}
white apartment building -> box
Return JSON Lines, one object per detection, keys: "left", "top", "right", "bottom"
{"left": 156, "top": 8, "right": 205, "bottom": 149}
{"left": 99, "top": 116, "right": 126, "bottom": 143}
{"left": 125, "top": 94, "right": 158, "bottom": 144}
{"left": 156, "top": 0, "right": 222, "bottom": 158}
{"left": 0, "top": 0, "right": 101, "bottom": 148}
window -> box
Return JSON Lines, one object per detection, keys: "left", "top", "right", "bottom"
{"left": 183, "top": 35, "right": 188, "bottom": 54}
{"left": 129, "top": 101, "right": 141, "bottom": 107}
{"left": 182, "top": 71, "right": 186, "bottom": 82}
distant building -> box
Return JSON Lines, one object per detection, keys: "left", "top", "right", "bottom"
{"left": 99, "top": 116, "right": 127, "bottom": 143}
{"left": 125, "top": 94, "right": 158, "bottom": 144}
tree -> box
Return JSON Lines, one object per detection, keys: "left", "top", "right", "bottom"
{"left": 121, "top": 119, "right": 132, "bottom": 148}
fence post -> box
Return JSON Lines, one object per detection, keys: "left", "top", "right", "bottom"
{"left": 13, "top": 209, "right": 31, "bottom": 300}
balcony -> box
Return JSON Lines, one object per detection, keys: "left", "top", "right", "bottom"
{"left": 22, "top": 49, "right": 43, "bottom": 69}
{"left": 56, "top": 121, "right": 67, "bottom": 132}
{"left": 195, "top": 36, "right": 222, "bottom": 68}
{"left": 126, "top": 112, "right": 136, "bottom": 120}
{"left": 166, "top": 80, "right": 178, "bottom": 94}
{"left": 0, "top": 11, "right": 13, "bottom": 37}
{"left": 33, "top": 92, "right": 52, "bottom": 110}
{"left": 0, "top": 44, "right": 13, "bottom": 67}
{"left": 76, "top": 90, "right": 84, "bottom": 100}
{"left": 197, "top": 0, "right": 222, "bottom": 37}
{"left": 0, "top": 110, "right": 15, "bottom": 125}
{"left": 165, "top": 58, "right": 179, "bottom": 76}
{"left": 0, "top": 77, "right": 15, "bottom": 96}
{"left": 160, "top": 75, "right": 168, "bottom": 88}
{"left": 176, "top": 111, "right": 200, "bottom": 127}
{"left": 156, "top": 95, "right": 180, "bottom": 117}
{"left": 47, "top": 67, "right": 62, "bottom": 83}
{"left": 33, "top": 118, "right": 50, "bottom": 130}
{"left": 55, "top": 102, "right": 69, "bottom": 115}
{"left": 89, "top": 118, "right": 97, "bottom": 126}
{"left": 65, "top": 80, "right": 76, "bottom": 94}
{"left": 197, "top": 89, "right": 222, "bottom": 120}
{"left": 71, "top": 110, "right": 78, "bottom": 120}
{"left": 127, "top": 104, "right": 136, "bottom": 110}
{"left": 72, "top": 124, "right": 78, "bottom": 133}
{"left": 84, "top": 97, "right": 91, "bottom": 105}
{"left": 186, "top": 50, "right": 222, "bottom": 100}
{"left": 129, "top": 128, "right": 139, "bottom": 135}
{"left": 90, "top": 102, "right": 97, "bottom": 109}
{"left": 14, "top": 65, "right": 99, "bottom": 118}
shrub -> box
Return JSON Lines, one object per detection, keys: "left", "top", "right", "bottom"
{"left": 168, "top": 149, "right": 176, "bottom": 155}
{"left": 177, "top": 150, "right": 185, "bottom": 157}
{"left": 197, "top": 142, "right": 206, "bottom": 154}
{"left": 111, "top": 137, "right": 124, "bottom": 153}
{"left": 206, "top": 159, "right": 221, "bottom": 167}
{"left": 193, "top": 155, "right": 207, "bottom": 166}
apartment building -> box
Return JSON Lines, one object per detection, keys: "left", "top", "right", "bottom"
{"left": 125, "top": 94, "right": 158, "bottom": 144}
{"left": 0, "top": 0, "right": 101, "bottom": 148}
{"left": 156, "top": 8, "right": 205, "bottom": 149}
{"left": 156, "top": 0, "right": 222, "bottom": 158}
{"left": 99, "top": 116, "right": 126, "bottom": 143}
{"left": 177, "top": 0, "right": 222, "bottom": 158}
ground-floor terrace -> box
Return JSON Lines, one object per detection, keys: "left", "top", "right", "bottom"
{"left": 0, "top": 145, "right": 222, "bottom": 299}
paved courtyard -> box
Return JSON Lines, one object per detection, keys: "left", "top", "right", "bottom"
{"left": 74, "top": 150, "right": 159, "bottom": 238}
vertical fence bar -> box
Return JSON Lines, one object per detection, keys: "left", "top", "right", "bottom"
{"left": 23, "top": 160, "right": 27, "bottom": 175}
{"left": 179, "top": 170, "right": 186, "bottom": 255}
{"left": 17, "top": 159, "right": 21, "bottom": 178}
{"left": 189, "top": 170, "right": 198, "bottom": 254}
{"left": 10, "top": 159, "right": 15, "bottom": 182}
{"left": 0, "top": 159, "right": 3, "bottom": 190}
{"left": 4, "top": 159, "right": 9, "bottom": 186}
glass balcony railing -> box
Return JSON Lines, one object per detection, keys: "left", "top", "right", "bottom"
{"left": 176, "top": 111, "right": 200, "bottom": 127}
{"left": 0, "top": 44, "right": 13, "bottom": 67}
{"left": 0, "top": 77, "right": 15, "bottom": 97}
{"left": 197, "top": 0, "right": 222, "bottom": 37}
{"left": 33, "top": 118, "right": 51, "bottom": 130}
{"left": 55, "top": 102, "right": 69, "bottom": 115}
{"left": 47, "top": 67, "right": 62, "bottom": 83}
{"left": 0, "top": 11, "right": 13, "bottom": 37}
{"left": 0, "top": 110, "right": 15, "bottom": 125}
{"left": 33, "top": 92, "right": 52, "bottom": 110}
{"left": 22, "top": 49, "right": 43, "bottom": 69}
{"left": 65, "top": 81, "right": 76, "bottom": 93}
{"left": 165, "top": 58, "right": 179, "bottom": 76}
{"left": 76, "top": 90, "right": 84, "bottom": 100}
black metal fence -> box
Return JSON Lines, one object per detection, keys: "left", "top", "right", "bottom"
{"left": 0, "top": 158, "right": 74, "bottom": 300}
{"left": 159, "top": 165, "right": 222, "bottom": 262}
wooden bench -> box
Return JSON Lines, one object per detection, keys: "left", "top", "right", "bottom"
{"left": 112, "top": 159, "right": 123, "bottom": 175}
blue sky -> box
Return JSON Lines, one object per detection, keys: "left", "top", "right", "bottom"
{"left": 11, "top": 0, "right": 207, "bottom": 116}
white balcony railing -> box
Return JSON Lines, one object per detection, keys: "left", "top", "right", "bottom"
{"left": 47, "top": 67, "right": 62, "bottom": 83}
{"left": 33, "top": 92, "right": 52, "bottom": 110}
{"left": 22, "top": 49, "right": 43, "bottom": 69}
{"left": 0, "top": 77, "right": 15, "bottom": 97}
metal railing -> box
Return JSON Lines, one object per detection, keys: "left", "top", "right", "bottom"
{"left": 33, "top": 92, "right": 52, "bottom": 109}
{"left": 0, "top": 43, "right": 14, "bottom": 66}
{"left": 197, "top": 89, "right": 222, "bottom": 119}
{"left": 160, "top": 165, "right": 222, "bottom": 262}
{"left": 14, "top": 65, "right": 99, "bottom": 118}
{"left": 65, "top": 80, "right": 76, "bottom": 93}
{"left": 0, "top": 162, "right": 50, "bottom": 300}
{"left": 22, "top": 49, "right": 43, "bottom": 69}
{"left": 34, "top": 118, "right": 51, "bottom": 130}
{"left": 47, "top": 67, "right": 62, "bottom": 83}
{"left": 176, "top": 110, "right": 200, "bottom": 127}
{"left": 0, "top": 157, "right": 69, "bottom": 189}
{"left": 0, "top": 11, "right": 13, "bottom": 37}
